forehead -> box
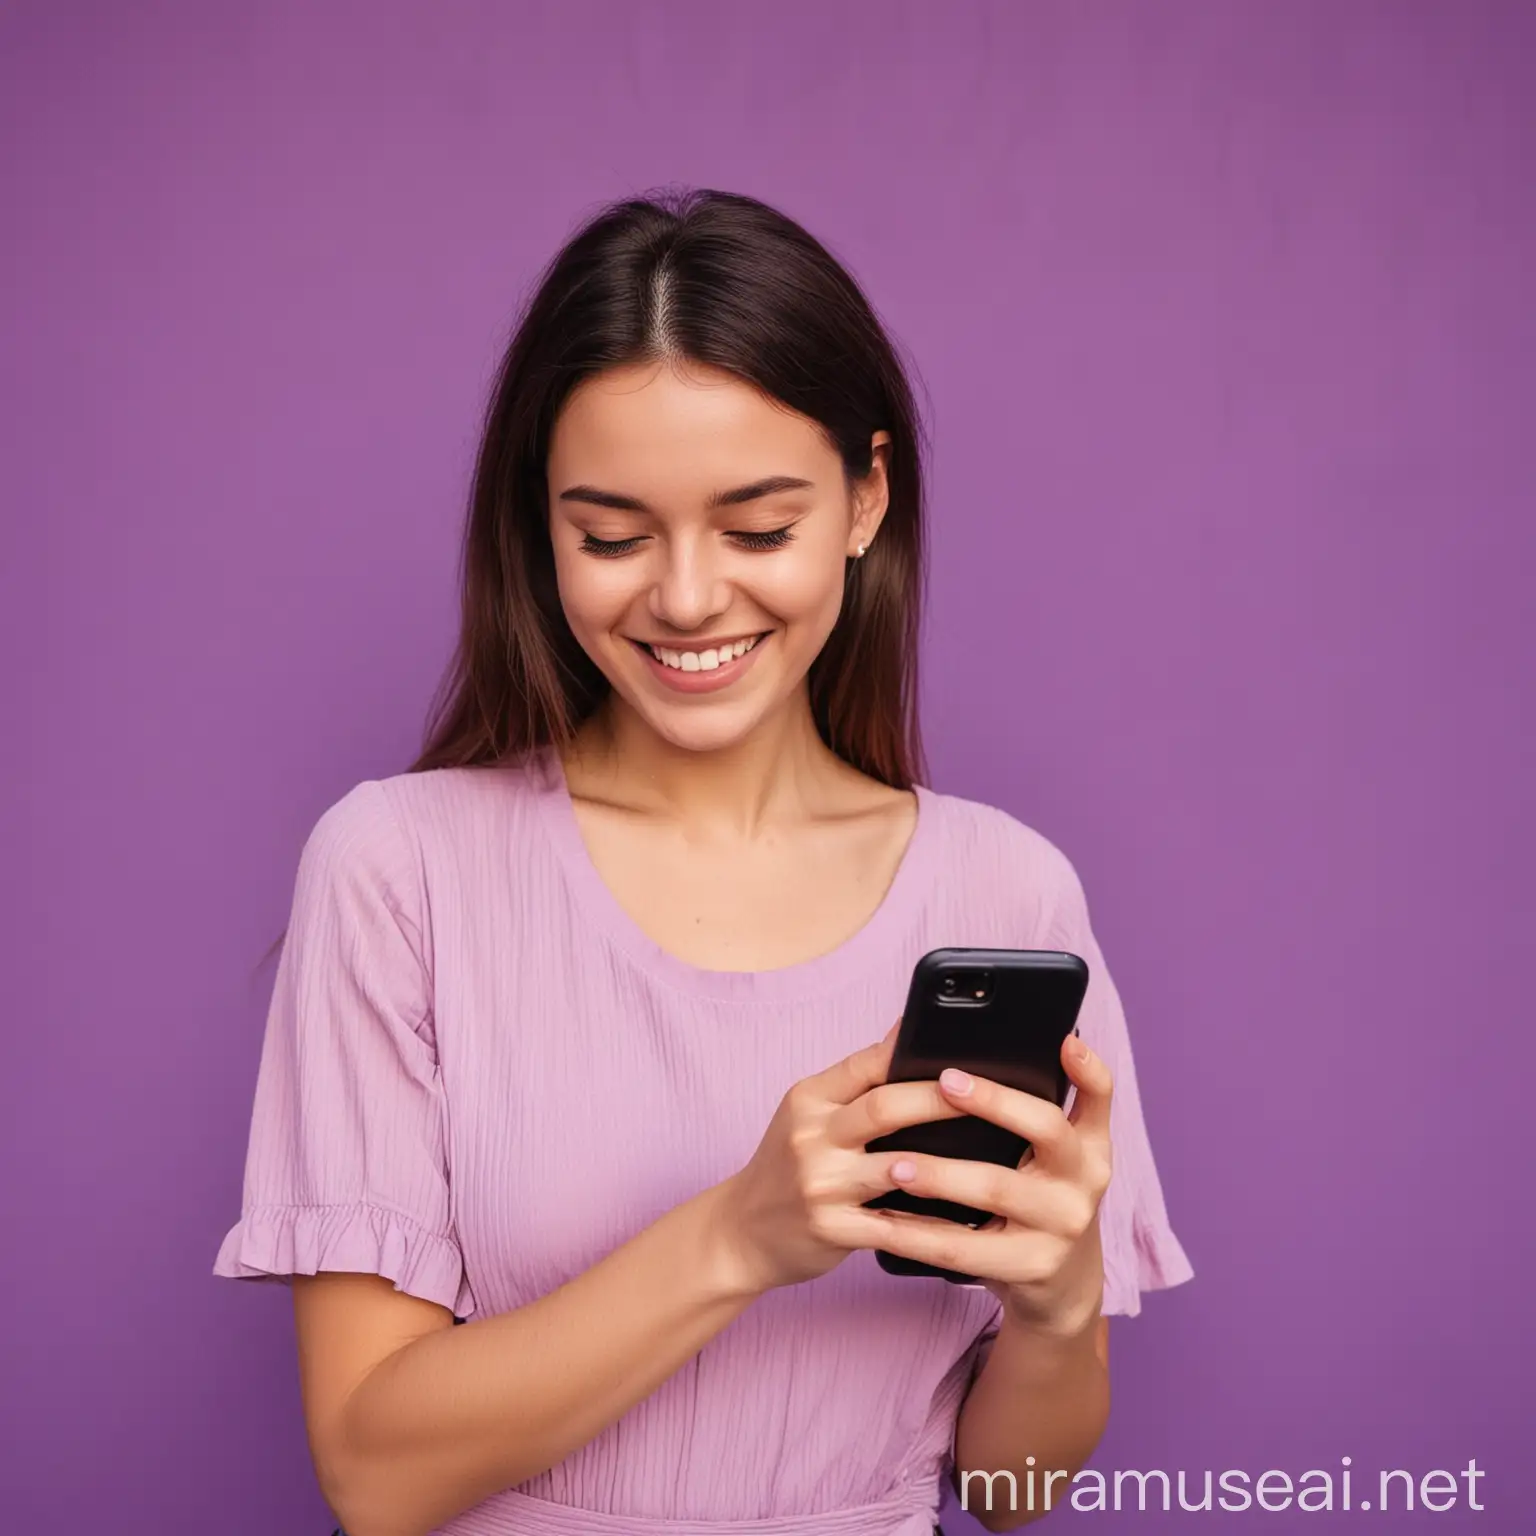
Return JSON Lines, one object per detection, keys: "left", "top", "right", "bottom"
{"left": 548, "top": 361, "right": 833, "bottom": 484}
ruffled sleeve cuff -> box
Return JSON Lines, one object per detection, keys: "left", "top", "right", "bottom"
{"left": 213, "top": 1202, "right": 477, "bottom": 1319}
{"left": 1102, "top": 1204, "right": 1195, "bottom": 1318}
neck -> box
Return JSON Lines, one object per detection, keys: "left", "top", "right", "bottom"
{"left": 561, "top": 689, "right": 849, "bottom": 837}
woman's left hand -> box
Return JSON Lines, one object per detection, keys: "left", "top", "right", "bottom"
{"left": 870, "top": 1033, "right": 1114, "bottom": 1338}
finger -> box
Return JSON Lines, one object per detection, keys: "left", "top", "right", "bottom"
{"left": 824, "top": 1078, "right": 966, "bottom": 1149}
{"left": 832, "top": 1205, "right": 999, "bottom": 1275}
{"left": 806, "top": 1020, "right": 904, "bottom": 1106}
{"left": 838, "top": 1149, "right": 941, "bottom": 1205}
{"left": 883, "top": 1151, "right": 1090, "bottom": 1236}
{"left": 935, "top": 1068, "right": 1079, "bottom": 1173}
{"left": 785, "top": 1150, "right": 958, "bottom": 1220}
{"left": 1060, "top": 1033, "right": 1114, "bottom": 1144}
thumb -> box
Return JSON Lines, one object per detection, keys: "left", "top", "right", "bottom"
{"left": 1063, "top": 1030, "right": 1114, "bottom": 1137}
{"left": 809, "top": 1019, "right": 902, "bottom": 1105}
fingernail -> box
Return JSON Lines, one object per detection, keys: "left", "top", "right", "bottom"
{"left": 940, "top": 1067, "right": 973, "bottom": 1095}
{"left": 1070, "top": 1037, "right": 1090, "bottom": 1064}
{"left": 891, "top": 1158, "right": 918, "bottom": 1182}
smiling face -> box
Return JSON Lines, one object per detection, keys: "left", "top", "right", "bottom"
{"left": 546, "top": 359, "right": 889, "bottom": 756}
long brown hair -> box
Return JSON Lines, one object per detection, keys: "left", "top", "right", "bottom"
{"left": 259, "top": 186, "right": 928, "bottom": 972}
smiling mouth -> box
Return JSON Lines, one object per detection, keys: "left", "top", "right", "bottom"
{"left": 628, "top": 633, "right": 768, "bottom": 674}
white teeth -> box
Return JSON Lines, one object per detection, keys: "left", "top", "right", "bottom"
{"left": 646, "top": 634, "right": 762, "bottom": 671}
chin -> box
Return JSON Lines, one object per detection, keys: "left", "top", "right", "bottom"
{"left": 579, "top": 632, "right": 794, "bottom": 755}
{"left": 632, "top": 698, "right": 772, "bottom": 755}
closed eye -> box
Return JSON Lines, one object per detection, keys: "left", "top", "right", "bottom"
{"left": 580, "top": 533, "right": 647, "bottom": 557}
{"left": 579, "top": 526, "right": 798, "bottom": 557}
{"left": 730, "top": 526, "right": 796, "bottom": 551}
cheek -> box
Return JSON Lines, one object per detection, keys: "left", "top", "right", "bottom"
{"left": 755, "top": 546, "right": 848, "bottom": 623}
{"left": 553, "top": 551, "right": 635, "bottom": 636}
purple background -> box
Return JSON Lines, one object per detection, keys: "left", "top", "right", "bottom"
{"left": 4, "top": 1, "right": 1532, "bottom": 1531}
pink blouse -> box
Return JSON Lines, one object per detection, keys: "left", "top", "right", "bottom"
{"left": 213, "top": 746, "right": 1193, "bottom": 1535}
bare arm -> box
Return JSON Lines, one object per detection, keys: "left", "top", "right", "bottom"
{"left": 951, "top": 1307, "right": 1111, "bottom": 1531}
{"left": 861, "top": 1039, "right": 1121, "bottom": 1532}
{"left": 297, "top": 1178, "right": 756, "bottom": 1536}
{"left": 292, "top": 1026, "right": 958, "bottom": 1536}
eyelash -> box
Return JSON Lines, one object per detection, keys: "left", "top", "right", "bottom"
{"left": 578, "top": 527, "right": 797, "bottom": 558}
{"left": 731, "top": 527, "right": 796, "bottom": 551}
{"left": 579, "top": 534, "right": 644, "bottom": 557}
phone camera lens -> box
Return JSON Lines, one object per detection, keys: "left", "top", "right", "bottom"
{"left": 942, "top": 976, "right": 957, "bottom": 993}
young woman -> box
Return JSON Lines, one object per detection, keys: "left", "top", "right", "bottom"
{"left": 214, "top": 187, "right": 1193, "bottom": 1536}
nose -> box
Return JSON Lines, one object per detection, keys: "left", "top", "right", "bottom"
{"left": 647, "top": 533, "right": 731, "bottom": 634}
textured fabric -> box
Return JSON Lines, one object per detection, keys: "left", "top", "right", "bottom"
{"left": 214, "top": 745, "right": 1193, "bottom": 1534}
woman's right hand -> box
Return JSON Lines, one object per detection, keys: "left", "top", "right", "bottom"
{"left": 713, "top": 1023, "right": 967, "bottom": 1294}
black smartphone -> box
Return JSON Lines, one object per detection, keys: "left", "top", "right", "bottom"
{"left": 864, "top": 947, "right": 1090, "bottom": 1283}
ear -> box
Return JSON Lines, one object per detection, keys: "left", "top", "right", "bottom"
{"left": 847, "top": 431, "right": 893, "bottom": 558}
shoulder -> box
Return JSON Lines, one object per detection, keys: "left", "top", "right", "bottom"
{"left": 327, "top": 755, "right": 550, "bottom": 857}
{"left": 290, "top": 779, "right": 425, "bottom": 940}
{"left": 919, "top": 784, "right": 1087, "bottom": 928}
{"left": 301, "top": 778, "right": 405, "bottom": 877}
{"left": 310, "top": 757, "right": 560, "bottom": 919}
{"left": 291, "top": 761, "right": 548, "bottom": 974}
{"left": 298, "top": 759, "right": 536, "bottom": 895}
{"left": 920, "top": 783, "right": 1078, "bottom": 880}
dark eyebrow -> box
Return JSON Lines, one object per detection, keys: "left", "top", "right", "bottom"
{"left": 556, "top": 474, "right": 815, "bottom": 513}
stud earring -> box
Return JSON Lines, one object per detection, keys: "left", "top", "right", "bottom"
{"left": 856, "top": 542, "right": 867, "bottom": 557}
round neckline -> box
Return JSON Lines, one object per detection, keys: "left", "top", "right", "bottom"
{"left": 526, "top": 743, "right": 940, "bottom": 1004}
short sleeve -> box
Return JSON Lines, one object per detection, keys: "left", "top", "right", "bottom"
{"left": 1045, "top": 848, "right": 1194, "bottom": 1318}
{"left": 212, "top": 779, "right": 477, "bottom": 1319}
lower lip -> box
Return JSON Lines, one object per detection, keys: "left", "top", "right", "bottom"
{"left": 630, "top": 634, "right": 769, "bottom": 694}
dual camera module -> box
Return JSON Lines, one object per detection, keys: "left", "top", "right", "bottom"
{"left": 936, "top": 968, "right": 994, "bottom": 1006}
